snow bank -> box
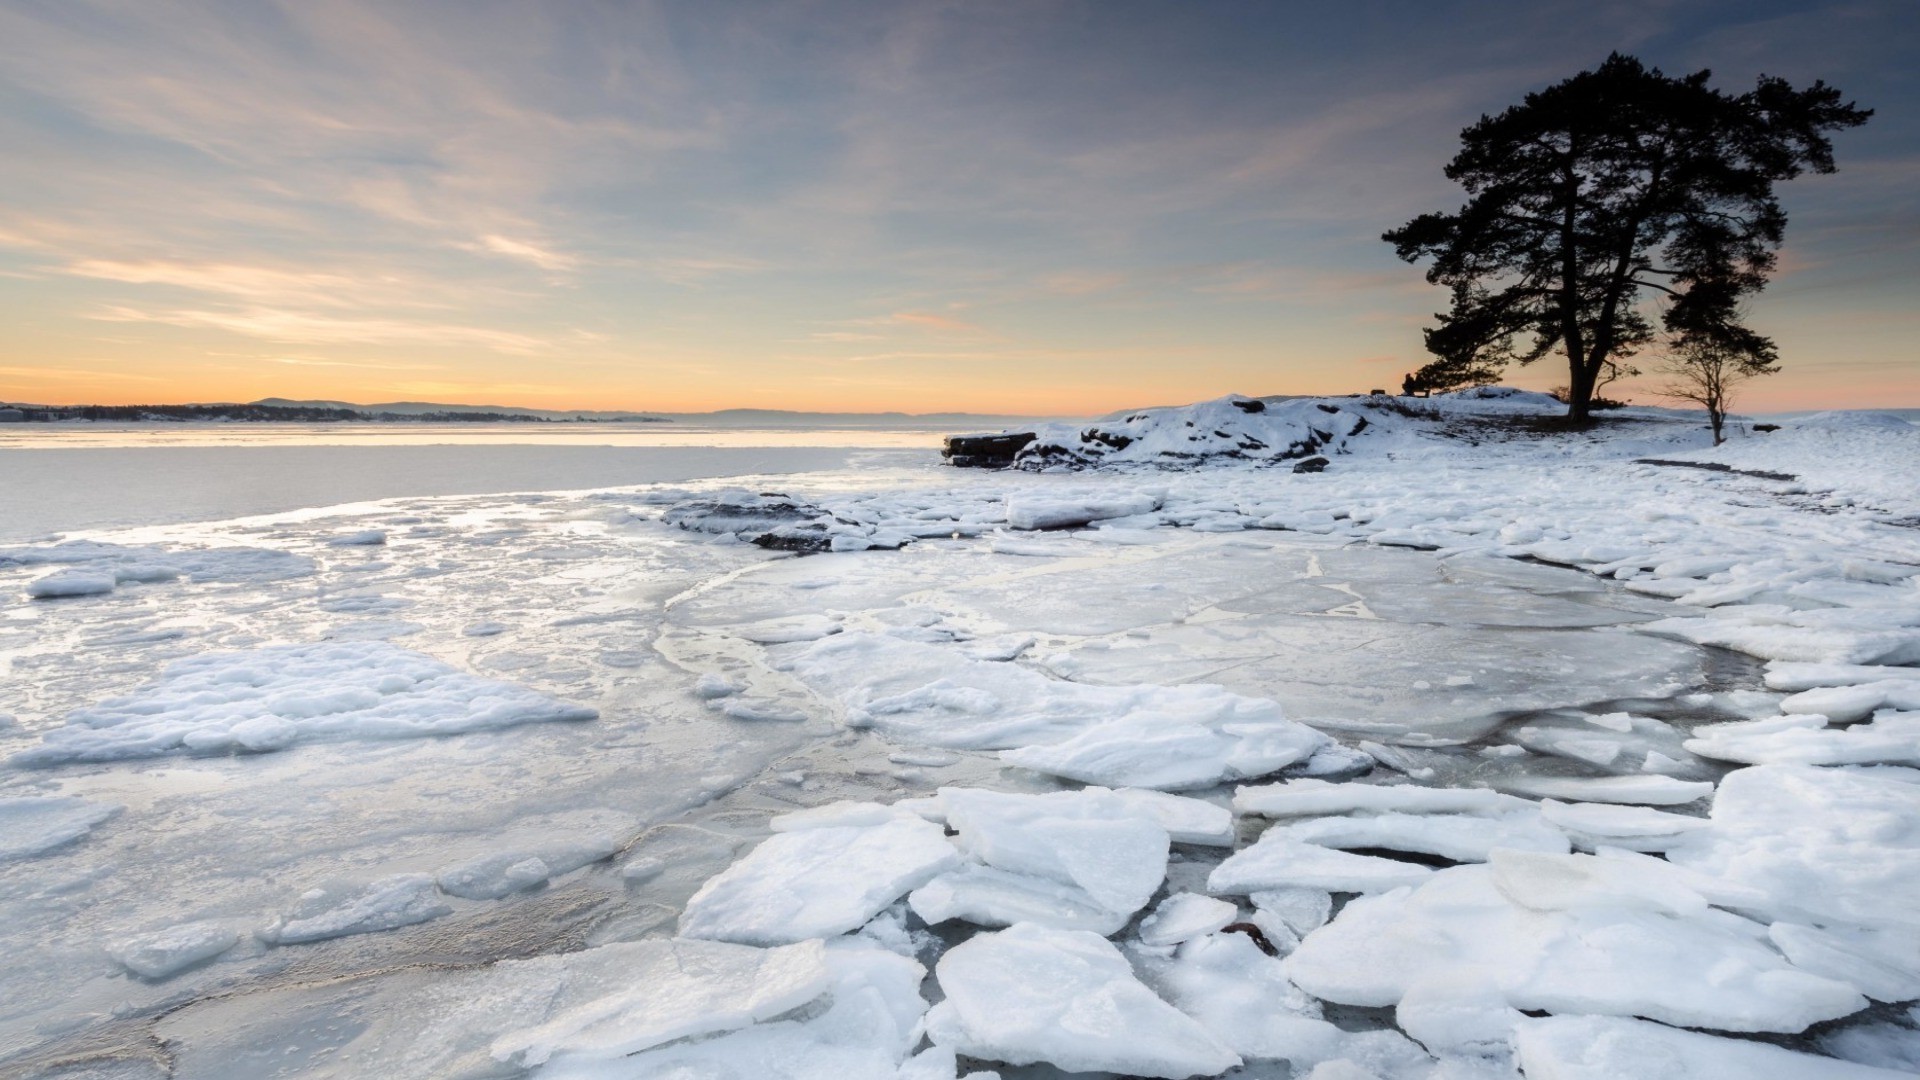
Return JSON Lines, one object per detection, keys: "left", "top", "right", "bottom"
{"left": 1012, "top": 394, "right": 1392, "bottom": 470}
{"left": 14, "top": 641, "right": 598, "bottom": 764}
{"left": 107, "top": 922, "right": 240, "bottom": 979}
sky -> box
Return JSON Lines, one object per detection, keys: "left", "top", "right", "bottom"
{"left": 0, "top": 0, "right": 1914, "bottom": 415}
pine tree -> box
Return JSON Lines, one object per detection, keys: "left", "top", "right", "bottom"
{"left": 1385, "top": 54, "right": 1869, "bottom": 421}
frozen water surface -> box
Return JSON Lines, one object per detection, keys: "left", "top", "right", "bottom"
{"left": 3, "top": 398, "right": 1918, "bottom": 1077}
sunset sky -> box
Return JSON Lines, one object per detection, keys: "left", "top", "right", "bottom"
{"left": 1, "top": 0, "right": 1914, "bottom": 415}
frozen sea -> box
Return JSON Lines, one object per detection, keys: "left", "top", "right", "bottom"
{"left": 3, "top": 399, "right": 1919, "bottom": 1079}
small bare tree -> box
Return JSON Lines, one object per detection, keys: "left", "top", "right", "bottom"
{"left": 1656, "top": 325, "right": 1779, "bottom": 445}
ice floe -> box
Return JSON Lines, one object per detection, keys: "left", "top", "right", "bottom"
{"left": 677, "top": 816, "right": 961, "bottom": 945}
{"left": 1514, "top": 1014, "right": 1912, "bottom": 1079}
{"left": 14, "top": 640, "right": 599, "bottom": 764}
{"left": 0, "top": 795, "right": 122, "bottom": 859}
{"left": 926, "top": 922, "right": 1241, "bottom": 1078}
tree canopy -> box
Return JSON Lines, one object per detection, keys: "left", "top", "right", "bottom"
{"left": 1384, "top": 53, "right": 1870, "bottom": 420}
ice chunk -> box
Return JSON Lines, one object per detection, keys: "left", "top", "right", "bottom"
{"left": 15, "top": 641, "right": 598, "bottom": 765}
{"left": 693, "top": 672, "right": 743, "bottom": 699}
{"left": 1269, "top": 809, "right": 1571, "bottom": 862}
{"left": 1538, "top": 798, "right": 1710, "bottom": 839}
{"left": 107, "top": 922, "right": 239, "bottom": 979}
{"left": 1782, "top": 680, "right": 1920, "bottom": 723}
{"left": 491, "top": 938, "right": 835, "bottom": 1068}
{"left": 558, "top": 940, "right": 928, "bottom": 1079}
{"left": 910, "top": 863, "right": 1128, "bottom": 935}
{"left": 678, "top": 817, "right": 961, "bottom": 945}
{"left": 27, "top": 569, "right": 116, "bottom": 598}
{"left": 1496, "top": 773, "right": 1713, "bottom": 805}
{"left": 1514, "top": 1014, "right": 1910, "bottom": 1079}
{"left": 1139, "top": 893, "right": 1239, "bottom": 947}
{"left": 0, "top": 796, "right": 122, "bottom": 859}
{"left": 437, "top": 835, "right": 618, "bottom": 900}
{"left": 1769, "top": 922, "right": 1920, "bottom": 1004}
{"left": 770, "top": 800, "right": 925, "bottom": 832}
{"left": 1234, "top": 779, "right": 1524, "bottom": 817}
{"left": 327, "top": 529, "right": 387, "bottom": 547}
{"left": 1145, "top": 931, "right": 1338, "bottom": 1063}
{"left": 788, "top": 631, "right": 1306, "bottom": 761}
{"left": 1393, "top": 977, "right": 1520, "bottom": 1057}
{"left": 939, "top": 787, "right": 1169, "bottom": 916}
{"left": 1285, "top": 862, "right": 1864, "bottom": 1033}
{"left": 1209, "top": 834, "right": 1433, "bottom": 895}
{"left": 1686, "top": 712, "right": 1920, "bottom": 767}
{"left": 925, "top": 923, "right": 1240, "bottom": 1077}
{"left": 1250, "top": 887, "right": 1332, "bottom": 937}
{"left": 260, "top": 874, "right": 453, "bottom": 945}
{"left": 1003, "top": 491, "right": 1163, "bottom": 531}
{"left": 1668, "top": 764, "right": 1920, "bottom": 934}
{"left": 1105, "top": 788, "right": 1235, "bottom": 847}
{"left": 1489, "top": 848, "right": 1709, "bottom": 918}
{"left": 1001, "top": 708, "right": 1328, "bottom": 790}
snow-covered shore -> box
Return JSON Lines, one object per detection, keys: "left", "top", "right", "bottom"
{"left": 1, "top": 390, "right": 1917, "bottom": 1078}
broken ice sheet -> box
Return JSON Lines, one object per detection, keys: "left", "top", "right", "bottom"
{"left": 15, "top": 641, "right": 598, "bottom": 765}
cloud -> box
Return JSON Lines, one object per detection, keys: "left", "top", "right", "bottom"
{"left": 471, "top": 235, "right": 577, "bottom": 272}
{"left": 92, "top": 305, "right": 546, "bottom": 354}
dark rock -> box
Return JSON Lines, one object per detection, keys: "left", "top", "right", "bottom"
{"left": 1231, "top": 399, "right": 1267, "bottom": 414}
{"left": 943, "top": 432, "right": 1035, "bottom": 469}
{"left": 1292, "top": 456, "right": 1330, "bottom": 474}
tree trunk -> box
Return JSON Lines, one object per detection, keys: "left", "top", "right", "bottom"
{"left": 1565, "top": 360, "right": 1598, "bottom": 422}
{"left": 1709, "top": 406, "right": 1725, "bottom": 446}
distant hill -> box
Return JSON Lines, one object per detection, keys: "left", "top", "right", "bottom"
{"left": 253, "top": 399, "right": 1073, "bottom": 428}
{"left": 251, "top": 398, "right": 668, "bottom": 422}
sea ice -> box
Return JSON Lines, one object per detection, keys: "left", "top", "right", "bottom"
{"left": 26, "top": 568, "right": 116, "bottom": 598}
{"left": 1667, "top": 764, "right": 1920, "bottom": 934}
{"left": 910, "top": 862, "right": 1130, "bottom": 934}
{"left": 1138, "top": 893, "right": 1240, "bottom": 946}
{"left": 14, "top": 641, "right": 599, "bottom": 764}
{"left": 490, "top": 938, "right": 836, "bottom": 1068}
{"left": 1143, "top": 930, "right": 1342, "bottom": 1065}
{"left": 1000, "top": 707, "right": 1329, "bottom": 790}
{"left": 0, "top": 795, "right": 122, "bottom": 859}
{"left": 259, "top": 874, "right": 453, "bottom": 945}
{"left": 1285, "top": 861, "right": 1865, "bottom": 1033}
{"left": 1514, "top": 1014, "right": 1911, "bottom": 1079}
{"left": 1003, "top": 491, "right": 1163, "bottom": 531}
{"left": 939, "top": 787, "right": 1170, "bottom": 916}
{"left": 1685, "top": 712, "right": 1920, "bottom": 767}
{"left": 1495, "top": 773, "right": 1714, "bottom": 805}
{"left": 1234, "top": 779, "right": 1525, "bottom": 817}
{"left": 1267, "top": 809, "right": 1571, "bottom": 862}
{"left": 106, "top": 922, "right": 240, "bottom": 979}
{"left": 677, "top": 817, "right": 961, "bottom": 945}
{"left": 1209, "top": 834, "right": 1434, "bottom": 895}
{"left": 543, "top": 941, "right": 929, "bottom": 1079}
{"left": 437, "top": 834, "right": 620, "bottom": 900}
{"left": 926, "top": 923, "right": 1241, "bottom": 1078}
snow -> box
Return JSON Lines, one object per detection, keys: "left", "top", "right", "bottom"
{"left": 1514, "top": 1014, "right": 1914, "bottom": 1079}
{"left": 14, "top": 641, "right": 599, "bottom": 764}
{"left": 437, "top": 833, "right": 619, "bottom": 899}
{"left": 926, "top": 922, "right": 1241, "bottom": 1078}
{"left": 1265, "top": 808, "right": 1571, "bottom": 862}
{"left": 0, "top": 795, "right": 121, "bottom": 859}
{"left": 677, "top": 816, "right": 961, "bottom": 945}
